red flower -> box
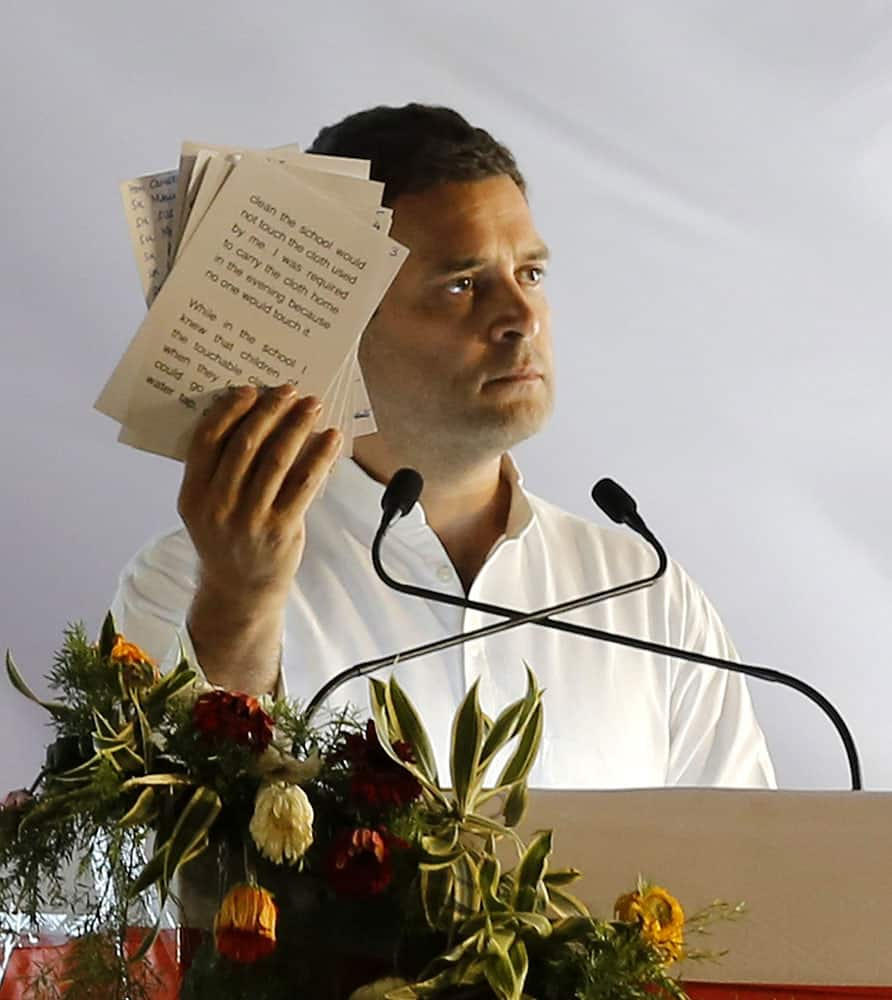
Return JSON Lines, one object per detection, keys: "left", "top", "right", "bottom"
{"left": 325, "top": 827, "right": 406, "bottom": 896}
{"left": 192, "top": 690, "right": 274, "bottom": 754}
{"left": 1, "top": 789, "right": 34, "bottom": 812}
{"left": 339, "top": 721, "right": 422, "bottom": 809}
{"left": 0, "top": 788, "right": 34, "bottom": 839}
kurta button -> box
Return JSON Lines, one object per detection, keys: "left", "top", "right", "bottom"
{"left": 436, "top": 564, "right": 452, "bottom": 582}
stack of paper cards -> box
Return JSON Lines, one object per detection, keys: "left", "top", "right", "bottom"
{"left": 95, "top": 141, "right": 408, "bottom": 461}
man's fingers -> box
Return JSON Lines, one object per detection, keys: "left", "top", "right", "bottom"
{"left": 244, "top": 395, "right": 325, "bottom": 513}
{"left": 274, "top": 428, "right": 343, "bottom": 521}
{"left": 179, "top": 386, "right": 259, "bottom": 510}
{"left": 208, "top": 384, "right": 301, "bottom": 513}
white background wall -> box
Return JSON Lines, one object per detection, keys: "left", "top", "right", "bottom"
{"left": 2, "top": 1, "right": 890, "bottom": 794}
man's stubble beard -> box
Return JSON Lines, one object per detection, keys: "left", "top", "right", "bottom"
{"left": 368, "top": 375, "right": 555, "bottom": 476}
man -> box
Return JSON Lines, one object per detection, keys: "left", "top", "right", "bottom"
{"left": 112, "top": 104, "right": 775, "bottom": 789}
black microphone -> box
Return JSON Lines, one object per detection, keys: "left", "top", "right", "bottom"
{"left": 367, "top": 472, "right": 863, "bottom": 791}
{"left": 303, "top": 471, "right": 668, "bottom": 720}
{"left": 381, "top": 468, "right": 423, "bottom": 528}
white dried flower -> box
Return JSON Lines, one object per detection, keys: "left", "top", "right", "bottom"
{"left": 249, "top": 780, "right": 314, "bottom": 864}
{"left": 254, "top": 747, "right": 322, "bottom": 785}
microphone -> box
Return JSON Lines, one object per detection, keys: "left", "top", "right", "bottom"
{"left": 369, "top": 472, "right": 863, "bottom": 791}
{"left": 381, "top": 468, "right": 423, "bottom": 528}
{"left": 303, "top": 471, "right": 668, "bottom": 720}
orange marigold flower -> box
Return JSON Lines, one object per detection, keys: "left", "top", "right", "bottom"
{"left": 615, "top": 883, "right": 685, "bottom": 962}
{"left": 110, "top": 635, "right": 155, "bottom": 668}
{"left": 214, "top": 883, "right": 278, "bottom": 963}
{"left": 110, "top": 634, "right": 160, "bottom": 688}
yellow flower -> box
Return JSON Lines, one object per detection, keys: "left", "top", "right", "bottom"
{"left": 214, "top": 883, "right": 277, "bottom": 962}
{"left": 109, "top": 634, "right": 159, "bottom": 688}
{"left": 249, "top": 780, "right": 314, "bottom": 864}
{"left": 615, "top": 883, "right": 685, "bottom": 962}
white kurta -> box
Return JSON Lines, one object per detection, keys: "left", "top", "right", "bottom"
{"left": 111, "top": 456, "right": 776, "bottom": 790}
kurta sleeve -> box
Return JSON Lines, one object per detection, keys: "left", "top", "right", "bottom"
{"left": 109, "top": 528, "right": 200, "bottom": 670}
{"left": 665, "top": 567, "right": 776, "bottom": 788}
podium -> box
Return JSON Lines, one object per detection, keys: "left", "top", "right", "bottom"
{"left": 3, "top": 790, "right": 891, "bottom": 997}
{"left": 521, "top": 788, "right": 892, "bottom": 990}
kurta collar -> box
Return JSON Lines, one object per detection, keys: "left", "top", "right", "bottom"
{"left": 324, "top": 454, "right": 534, "bottom": 543}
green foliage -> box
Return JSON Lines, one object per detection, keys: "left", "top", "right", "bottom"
{"left": 523, "top": 920, "right": 689, "bottom": 1000}
{"left": 2, "top": 618, "right": 739, "bottom": 1000}
{"left": 372, "top": 670, "right": 592, "bottom": 1000}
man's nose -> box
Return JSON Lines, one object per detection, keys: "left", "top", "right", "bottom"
{"left": 486, "top": 279, "right": 542, "bottom": 342}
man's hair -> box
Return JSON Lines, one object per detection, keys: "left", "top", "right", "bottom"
{"left": 306, "top": 103, "right": 525, "bottom": 206}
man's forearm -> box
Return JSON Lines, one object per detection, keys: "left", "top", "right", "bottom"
{"left": 187, "top": 580, "right": 284, "bottom": 695}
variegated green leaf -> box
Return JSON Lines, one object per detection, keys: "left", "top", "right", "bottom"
{"left": 369, "top": 679, "right": 447, "bottom": 806}
{"left": 513, "top": 830, "right": 552, "bottom": 912}
{"left": 512, "top": 911, "right": 552, "bottom": 937}
{"left": 421, "top": 825, "right": 460, "bottom": 856}
{"left": 484, "top": 949, "right": 521, "bottom": 1000}
{"left": 462, "top": 813, "right": 524, "bottom": 858}
{"left": 485, "top": 925, "right": 516, "bottom": 957}
{"left": 388, "top": 677, "right": 439, "bottom": 785}
{"left": 161, "top": 785, "right": 220, "bottom": 887}
{"left": 508, "top": 938, "right": 529, "bottom": 992}
{"left": 550, "top": 915, "right": 596, "bottom": 940}
{"left": 450, "top": 680, "right": 484, "bottom": 813}
{"left": 120, "top": 773, "right": 192, "bottom": 790}
{"left": 118, "top": 786, "right": 157, "bottom": 827}
{"left": 452, "top": 851, "right": 481, "bottom": 920}
{"left": 419, "top": 856, "right": 465, "bottom": 873}
{"left": 132, "top": 696, "right": 154, "bottom": 770}
{"left": 543, "top": 868, "right": 583, "bottom": 888}
{"left": 141, "top": 660, "right": 197, "bottom": 723}
{"left": 546, "top": 883, "right": 591, "bottom": 919}
{"left": 92, "top": 709, "right": 123, "bottom": 741}
{"left": 503, "top": 782, "right": 528, "bottom": 828}
{"left": 102, "top": 742, "right": 144, "bottom": 774}
{"left": 128, "top": 843, "right": 170, "bottom": 899}
{"left": 478, "top": 698, "right": 527, "bottom": 772}
{"left": 496, "top": 701, "right": 543, "bottom": 790}
{"left": 478, "top": 845, "right": 504, "bottom": 913}
{"left": 420, "top": 864, "right": 454, "bottom": 929}
{"left": 5, "top": 650, "right": 72, "bottom": 720}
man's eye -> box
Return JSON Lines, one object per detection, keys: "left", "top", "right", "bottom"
{"left": 445, "top": 276, "right": 473, "bottom": 295}
{"left": 521, "top": 265, "right": 547, "bottom": 285}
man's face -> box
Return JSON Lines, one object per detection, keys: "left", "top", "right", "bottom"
{"left": 358, "top": 174, "right": 554, "bottom": 467}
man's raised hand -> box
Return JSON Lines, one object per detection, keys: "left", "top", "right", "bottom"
{"left": 178, "top": 384, "right": 343, "bottom": 693}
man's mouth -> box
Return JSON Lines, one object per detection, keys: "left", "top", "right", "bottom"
{"left": 483, "top": 366, "right": 543, "bottom": 385}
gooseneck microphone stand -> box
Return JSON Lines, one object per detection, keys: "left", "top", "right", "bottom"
{"left": 363, "top": 472, "right": 863, "bottom": 791}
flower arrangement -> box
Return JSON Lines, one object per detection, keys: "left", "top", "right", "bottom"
{"left": 0, "top": 617, "right": 741, "bottom": 999}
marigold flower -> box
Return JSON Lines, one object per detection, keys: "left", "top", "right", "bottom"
{"left": 109, "top": 634, "right": 160, "bottom": 688}
{"left": 615, "top": 883, "right": 685, "bottom": 962}
{"left": 337, "top": 721, "right": 422, "bottom": 809}
{"left": 214, "top": 883, "right": 278, "bottom": 963}
{"left": 326, "top": 827, "right": 405, "bottom": 896}
{"left": 192, "top": 690, "right": 274, "bottom": 753}
{"left": 249, "top": 780, "right": 314, "bottom": 864}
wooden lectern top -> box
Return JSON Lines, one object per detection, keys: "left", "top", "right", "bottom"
{"left": 520, "top": 788, "right": 892, "bottom": 988}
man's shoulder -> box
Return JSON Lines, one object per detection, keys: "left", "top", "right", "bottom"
{"left": 522, "top": 488, "right": 711, "bottom": 611}
{"left": 524, "top": 489, "right": 650, "bottom": 564}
